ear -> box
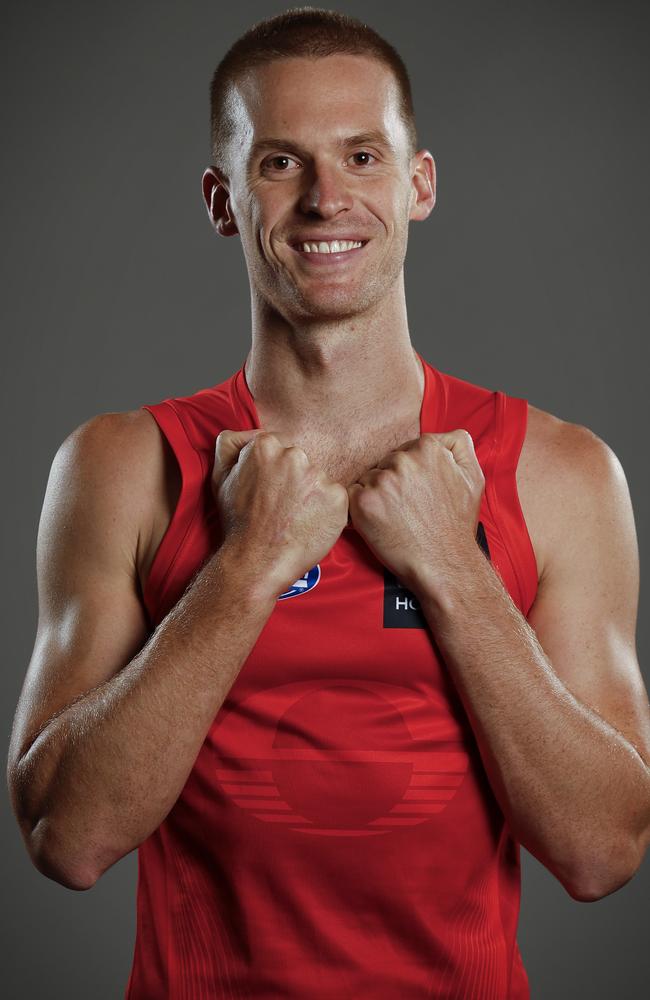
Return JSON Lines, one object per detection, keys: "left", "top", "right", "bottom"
{"left": 408, "top": 150, "right": 436, "bottom": 222}
{"left": 201, "top": 167, "right": 239, "bottom": 237}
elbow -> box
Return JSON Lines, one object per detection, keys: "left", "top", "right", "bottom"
{"left": 8, "top": 756, "right": 102, "bottom": 891}
{"left": 563, "top": 838, "right": 643, "bottom": 903}
{"left": 22, "top": 816, "right": 101, "bottom": 892}
{"left": 31, "top": 845, "right": 98, "bottom": 892}
{"left": 565, "top": 869, "right": 637, "bottom": 903}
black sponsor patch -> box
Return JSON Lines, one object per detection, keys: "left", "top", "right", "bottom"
{"left": 383, "top": 571, "right": 427, "bottom": 629}
{"left": 476, "top": 520, "right": 491, "bottom": 561}
{"left": 383, "top": 521, "right": 491, "bottom": 629}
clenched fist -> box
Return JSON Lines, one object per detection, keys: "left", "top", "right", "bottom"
{"left": 212, "top": 429, "right": 349, "bottom": 600}
{"left": 346, "top": 430, "right": 485, "bottom": 596}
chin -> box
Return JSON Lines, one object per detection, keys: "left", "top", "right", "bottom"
{"left": 295, "top": 300, "right": 371, "bottom": 322}
{"left": 292, "top": 284, "right": 379, "bottom": 320}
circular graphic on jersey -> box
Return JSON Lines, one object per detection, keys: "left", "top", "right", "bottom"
{"left": 277, "top": 564, "right": 321, "bottom": 600}
{"left": 212, "top": 681, "right": 470, "bottom": 837}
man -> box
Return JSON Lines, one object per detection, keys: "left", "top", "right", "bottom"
{"left": 7, "top": 7, "right": 650, "bottom": 999}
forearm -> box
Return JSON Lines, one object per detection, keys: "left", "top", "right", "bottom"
{"left": 408, "top": 545, "right": 650, "bottom": 900}
{"left": 14, "top": 542, "right": 277, "bottom": 890}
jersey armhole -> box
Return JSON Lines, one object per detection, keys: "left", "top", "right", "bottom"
{"left": 486, "top": 393, "right": 539, "bottom": 617}
{"left": 140, "top": 401, "right": 205, "bottom": 622}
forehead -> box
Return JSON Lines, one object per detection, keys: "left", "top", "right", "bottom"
{"left": 229, "top": 54, "right": 406, "bottom": 151}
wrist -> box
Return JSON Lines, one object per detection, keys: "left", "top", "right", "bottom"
{"left": 402, "top": 540, "right": 490, "bottom": 613}
{"left": 216, "top": 538, "right": 281, "bottom": 612}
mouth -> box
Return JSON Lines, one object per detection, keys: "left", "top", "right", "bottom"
{"left": 288, "top": 238, "right": 369, "bottom": 264}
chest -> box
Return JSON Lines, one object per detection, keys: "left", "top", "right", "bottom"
{"left": 140, "top": 413, "right": 548, "bottom": 597}
{"left": 294, "top": 422, "right": 547, "bottom": 584}
{"left": 293, "top": 419, "right": 423, "bottom": 488}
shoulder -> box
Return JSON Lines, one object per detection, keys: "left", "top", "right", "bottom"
{"left": 522, "top": 402, "right": 622, "bottom": 476}
{"left": 48, "top": 409, "right": 176, "bottom": 577}
{"left": 517, "top": 402, "right": 631, "bottom": 585}
{"left": 53, "top": 408, "right": 166, "bottom": 510}
{"left": 59, "top": 407, "right": 161, "bottom": 455}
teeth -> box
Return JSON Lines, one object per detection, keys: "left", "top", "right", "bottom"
{"left": 300, "top": 240, "right": 363, "bottom": 253}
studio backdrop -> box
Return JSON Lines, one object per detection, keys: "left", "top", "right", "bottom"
{"left": 2, "top": 2, "right": 648, "bottom": 998}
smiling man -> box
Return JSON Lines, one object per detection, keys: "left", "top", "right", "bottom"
{"left": 8, "top": 7, "right": 650, "bottom": 1000}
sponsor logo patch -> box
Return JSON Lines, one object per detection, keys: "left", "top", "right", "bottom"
{"left": 278, "top": 564, "right": 321, "bottom": 600}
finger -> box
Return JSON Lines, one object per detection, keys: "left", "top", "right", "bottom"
{"left": 373, "top": 436, "right": 420, "bottom": 468}
{"left": 350, "top": 467, "right": 385, "bottom": 488}
{"left": 425, "top": 430, "right": 482, "bottom": 481}
{"left": 395, "top": 435, "right": 422, "bottom": 452}
{"left": 214, "top": 428, "right": 264, "bottom": 486}
{"left": 346, "top": 483, "right": 363, "bottom": 523}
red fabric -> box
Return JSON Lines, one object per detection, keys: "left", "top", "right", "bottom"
{"left": 125, "top": 353, "right": 537, "bottom": 999}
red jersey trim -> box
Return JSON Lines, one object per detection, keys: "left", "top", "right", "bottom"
{"left": 232, "top": 351, "right": 448, "bottom": 434}
{"left": 486, "top": 393, "right": 539, "bottom": 616}
{"left": 141, "top": 402, "right": 206, "bottom": 623}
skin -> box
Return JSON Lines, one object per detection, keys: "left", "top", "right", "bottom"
{"left": 201, "top": 54, "right": 435, "bottom": 482}
{"left": 7, "top": 53, "right": 650, "bottom": 901}
{"left": 203, "top": 55, "right": 650, "bottom": 899}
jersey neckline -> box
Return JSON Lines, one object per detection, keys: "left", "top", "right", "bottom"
{"left": 231, "top": 349, "right": 445, "bottom": 434}
{"left": 229, "top": 350, "right": 446, "bottom": 533}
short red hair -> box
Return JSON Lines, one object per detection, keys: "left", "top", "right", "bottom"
{"left": 209, "top": 6, "right": 419, "bottom": 178}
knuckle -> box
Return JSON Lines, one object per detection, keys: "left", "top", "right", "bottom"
{"left": 253, "top": 431, "right": 280, "bottom": 451}
{"left": 286, "top": 444, "right": 309, "bottom": 463}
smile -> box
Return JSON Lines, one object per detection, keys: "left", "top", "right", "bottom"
{"left": 289, "top": 239, "right": 369, "bottom": 264}
{"left": 297, "top": 240, "right": 365, "bottom": 253}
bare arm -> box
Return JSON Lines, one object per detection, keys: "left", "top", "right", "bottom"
{"left": 408, "top": 422, "right": 650, "bottom": 900}
{"left": 6, "top": 411, "right": 278, "bottom": 890}
{"left": 7, "top": 414, "right": 348, "bottom": 891}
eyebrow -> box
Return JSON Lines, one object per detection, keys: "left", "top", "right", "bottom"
{"left": 248, "top": 129, "right": 396, "bottom": 163}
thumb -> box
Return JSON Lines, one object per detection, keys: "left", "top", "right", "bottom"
{"left": 429, "top": 430, "right": 483, "bottom": 484}
{"left": 346, "top": 482, "right": 364, "bottom": 522}
{"left": 213, "top": 428, "right": 263, "bottom": 487}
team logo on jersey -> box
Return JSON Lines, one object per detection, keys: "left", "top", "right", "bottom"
{"left": 211, "top": 679, "right": 471, "bottom": 838}
{"left": 383, "top": 521, "right": 491, "bottom": 628}
{"left": 277, "top": 564, "right": 321, "bottom": 600}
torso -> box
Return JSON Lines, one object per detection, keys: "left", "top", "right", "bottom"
{"left": 137, "top": 399, "right": 558, "bottom": 602}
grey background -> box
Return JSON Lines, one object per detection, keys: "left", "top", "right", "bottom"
{"left": 2, "top": 0, "right": 648, "bottom": 996}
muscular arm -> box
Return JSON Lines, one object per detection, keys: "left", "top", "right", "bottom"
{"left": 411, "top": 418, "right": 650, "bottom": 901}
{"left": 6, "top": 411, "right": 277, "bottom": 890}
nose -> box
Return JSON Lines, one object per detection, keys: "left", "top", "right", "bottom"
{"left": 299, "top": 159, "right": 354, "bottom": 217}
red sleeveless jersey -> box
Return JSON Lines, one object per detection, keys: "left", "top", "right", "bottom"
{"left": 125, "top": 352, "right": 538, "bottom": 999}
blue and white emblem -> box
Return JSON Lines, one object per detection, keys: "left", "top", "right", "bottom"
{"left": 278, "top": 564, "right": 321, "bottom": 600}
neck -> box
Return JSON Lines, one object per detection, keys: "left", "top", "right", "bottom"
{"left": 244, "top": 279, "right": 424, "bottom": 433}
